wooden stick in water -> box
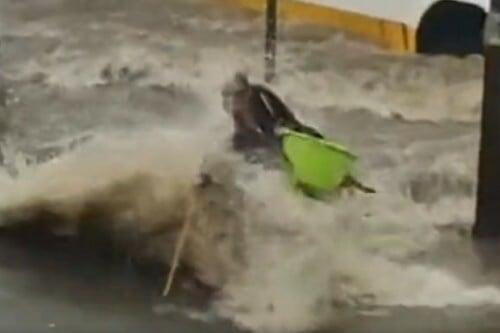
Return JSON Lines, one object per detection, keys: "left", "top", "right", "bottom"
{"left": 162, "top": 195, "right": 196, "bottom": 297}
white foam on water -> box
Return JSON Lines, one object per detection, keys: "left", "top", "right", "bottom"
{"left": 1, "top": 1, "right": 499, "bottom": 332}
{"left": 210, "top": 165, "right": 500, "bottom": 332}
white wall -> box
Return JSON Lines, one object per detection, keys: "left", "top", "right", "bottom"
{"left": 300, "top": 0, "right": 490, "bottom": 27}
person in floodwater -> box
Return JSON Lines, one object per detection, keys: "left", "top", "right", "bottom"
{"left": 219, "top": 72, "right": 375, "bottom": 194}
{"left": 221, "top": 72, "right": 322, "bottom": 154}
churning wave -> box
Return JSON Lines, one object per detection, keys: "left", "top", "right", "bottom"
{"left": 0, "top": 0, "right": 498, "bottom": 331}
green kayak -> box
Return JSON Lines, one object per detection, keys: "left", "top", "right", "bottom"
{"left": 280, "top": 129, "right": 357, "bottom": 197}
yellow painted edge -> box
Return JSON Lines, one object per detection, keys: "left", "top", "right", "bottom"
{"left": 215, "top": 0, "right": 416, "bottom": 53}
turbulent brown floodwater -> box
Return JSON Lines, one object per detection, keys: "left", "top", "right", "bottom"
{"left": 1, "top": 1, "right": 500, "bottom": 333}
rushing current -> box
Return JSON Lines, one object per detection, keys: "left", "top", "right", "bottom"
{"left": 1, "top": 0, "right": 500, "bottom": 332}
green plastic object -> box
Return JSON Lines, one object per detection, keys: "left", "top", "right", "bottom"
{"left": 281, "top": 129, "right": 357, "bottom": 196}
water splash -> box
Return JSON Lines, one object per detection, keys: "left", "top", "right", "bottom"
{"left": 0, "top": 0, "right": 498, "bottom": 332}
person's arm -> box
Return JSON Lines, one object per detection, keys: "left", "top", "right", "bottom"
{"left": 257, "top": 86, "right": 324, "bottom": 139}
{"left": 255, "top": 85, "right": 299, "bottom": 126}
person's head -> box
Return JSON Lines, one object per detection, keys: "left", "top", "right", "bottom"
{"left": 221, "top": 72, "right": 251, "bottom": 115}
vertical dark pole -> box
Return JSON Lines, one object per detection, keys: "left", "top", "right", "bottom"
{"left": 473, "top": 1, "right": 500, "bottom": 239}
{"left": 265, "top": 0, "right": 277, "bottom": 83}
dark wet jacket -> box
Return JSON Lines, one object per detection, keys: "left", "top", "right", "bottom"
{"left": 231, "top": 84, "right": 323, "bottom": 169}
{"left": 232, "top": 84, "right": 323, "bottom": 153}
